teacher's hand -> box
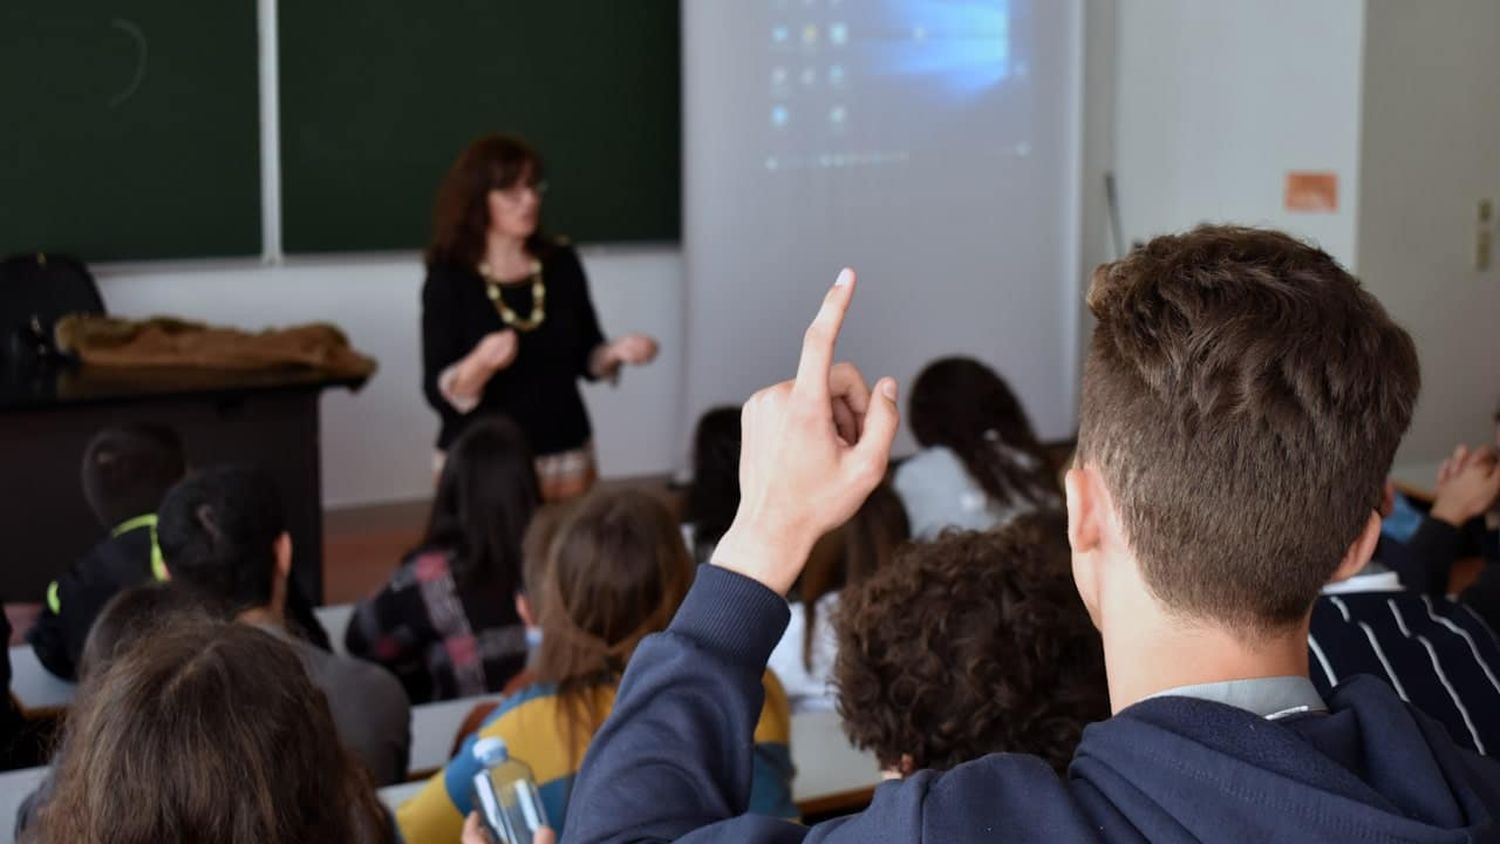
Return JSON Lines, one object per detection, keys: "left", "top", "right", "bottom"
{"left": 454, "top": 330, "right": 518, "bottom": 396}
{"left": 711, "top": 268, "right": 899, "bottom": 596}
{"left": 473, "top": 329, "right": 520, "bottom": 371}
{"left": 609, "top": 333, "right": 659, "bottom": 366}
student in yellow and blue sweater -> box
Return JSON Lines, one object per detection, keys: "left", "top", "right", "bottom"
{"left": 396, "top": 488, "right": 797, "bottom": 843}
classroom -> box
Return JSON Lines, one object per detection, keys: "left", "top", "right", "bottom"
{"left": 1, "top": 1, "right": 1498, "bottom": 842}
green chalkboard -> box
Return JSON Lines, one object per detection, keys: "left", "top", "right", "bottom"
{"left": 0, "top": 1, "right": 261, "bottom": 261}
{"left": 279, "top": 1, "right": 680, "bottom": 254}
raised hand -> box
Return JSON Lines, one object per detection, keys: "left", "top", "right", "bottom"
{"left": 711, "top": 268, "right": 899, "bottom": 596}
{"left": 1432, "top": 445, "right": 1500, "bottom": 527}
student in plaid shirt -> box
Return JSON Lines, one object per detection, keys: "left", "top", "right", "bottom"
{"left": 347, "top": 416, "right": 539, "bottom": 703}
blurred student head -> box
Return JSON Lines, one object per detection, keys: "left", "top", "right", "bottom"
{"left": 535, "top": 488, "right": 694, "bottom": 744}
{"left": 685, "top": 406, "right": 743, "bottom": 561}
{"left": 77, "top": 583, "right": 217, "bottom": 682}
{"left": 427, "top": 415, "right": 541, "bottom": 598}
{"left": 35, "top": 621, "right": 393, "bottom": 844}
{"left": 157, "top": 465, "right": 290, "bottom": 618}
{"left": 80, "top": 424, "right": 185, "bottom": 529}
{"left": 909, "top": 357, "right": 1060, "bottom": 512}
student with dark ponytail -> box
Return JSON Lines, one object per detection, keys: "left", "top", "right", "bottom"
{"left": 894, "top": 357, "right": 1061, "bottom": 539}
{"left": 396, "top": 488, "right": 797, "bottom": 843}
{"left": 347, "top": 415, "right": 540, "bottom": 704}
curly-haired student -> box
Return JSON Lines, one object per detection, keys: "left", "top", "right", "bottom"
{"left": 833, "top": 514, "right": 1107, "bottom": 775}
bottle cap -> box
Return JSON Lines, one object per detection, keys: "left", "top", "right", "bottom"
{"left": 472, "top": 737, "right": 510, "bottom": 767}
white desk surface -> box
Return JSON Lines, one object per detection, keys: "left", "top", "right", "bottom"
{"left": 409, "top": 695, "right": 502, "bottom": 775}
{"left": 0, "top": 765, "right": 47, "bottom": 844}
{"left": 314, "top": 603, "right": 354, "bottom": 656}
{"left": 790, "top": 709, "right": 882, "bottom": 803}
{"left": 7, "top": 603, "right": 359, "bottom": 714}
{"left": 7, "top": 647, "right": 73, "bottom": 714}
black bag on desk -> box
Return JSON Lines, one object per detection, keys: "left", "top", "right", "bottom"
{"left": 0, "top": 253, "right": 105, "bottom": 368}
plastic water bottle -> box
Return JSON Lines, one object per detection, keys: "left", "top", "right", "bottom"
{"left": 471, "top": 737, "right": 548, "bottom": 844}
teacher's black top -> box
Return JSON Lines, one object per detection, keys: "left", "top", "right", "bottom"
{"left": 421, "top": 243, "right": 605, "bottom": 455}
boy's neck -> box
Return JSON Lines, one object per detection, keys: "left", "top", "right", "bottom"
{"left": 1103, "top": 604, "right": 1311, "bottom": 714}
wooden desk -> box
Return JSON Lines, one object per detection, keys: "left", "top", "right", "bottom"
{"left": 0, "top": 364, "right": 368, "bottom": 604}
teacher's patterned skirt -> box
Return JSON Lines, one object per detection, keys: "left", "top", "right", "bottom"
{"left": 534, "top": 441, "right": 597, "bottom": 502}
{"left": 432, "top": 440, "right": 596, "bottom": 502}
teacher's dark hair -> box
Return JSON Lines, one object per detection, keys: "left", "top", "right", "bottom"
{"left": 426, "top": 133, "right": 550, "bottom": 269}
{"left": 424, "top": 415, "right": 541, "bottom": 596}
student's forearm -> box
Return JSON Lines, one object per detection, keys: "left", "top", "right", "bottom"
{"left": 563, "top": 566, "right": 800, "bottom": 843}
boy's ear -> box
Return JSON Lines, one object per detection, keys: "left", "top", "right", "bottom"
{"left": 273, "top": 531, "right": 293, "bottom": 580}
{"left": 1329, "top": 511, "right": 1381, "bottom": 585}
{"left": 515, "top": 593, "right": 536, "bottom": 628}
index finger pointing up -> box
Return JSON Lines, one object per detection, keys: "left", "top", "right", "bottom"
{"left": 795, "top": 268, "right": 856, "bottom": 398}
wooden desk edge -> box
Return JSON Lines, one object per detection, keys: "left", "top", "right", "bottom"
{"left": 796, "top": 786, "right": 877, "bottom": 818}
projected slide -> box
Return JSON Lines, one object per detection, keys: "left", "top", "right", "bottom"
{"left": 764, "top": 0, "right": 1033, "bottom": 173}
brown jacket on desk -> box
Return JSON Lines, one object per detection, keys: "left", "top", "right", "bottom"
{"left": 54, "top": 315, "right": 376, "bottom": 379}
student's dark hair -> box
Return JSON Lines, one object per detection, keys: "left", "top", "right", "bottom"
{"left": 426, "top": 133, "right": 551, "bottom": 269}
{"left": 35, "top": 621, "right": 394, "bottom": 844}
{"left": 834, "top": 515, "right": 1108, "bottom": 775}
{"left": 79, "top": 424, "right": 186, "bottom": 528}
{"left": 534, "top": 489, "right": 694, "bottom": 760}
{"left": 156, "top": 466, "right": 285, "bottom": 614}
{"left": 797, "top": 483, "right": 909, "bottom": 671}
{"left": 908, "top": 357, "right": 1060, "bottom": 512}
{"left": 424, "top": 415, "right": 540, "bottom": 595}
{"left": 77, "top": 583, "right": 219, "bottom": 682}
{"left": 1077, "top": 225, "right": 1420, "bottom": 631}
{"left": 684, "top": 406, "right": 742, "bottom": 560}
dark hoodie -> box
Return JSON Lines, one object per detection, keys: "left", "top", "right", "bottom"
{"left": 562, "top": 566, "right": 1500, "bottom": 843}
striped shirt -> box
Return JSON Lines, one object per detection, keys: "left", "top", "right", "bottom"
{"left": 396, "top": 671, "right": 797, "bottom": 842}
{"left": 1309, "top": 573, "right": 1500, "bottom": 755}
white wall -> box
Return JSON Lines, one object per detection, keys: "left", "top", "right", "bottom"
{"left": 96, "top": 247, "right": 684, "bottom": 508}
{"left": 1358, "top": 0, "right": 1500, "bottom": 466}
{"left": 1113, "top": 0, "right": 1365, "bottom": 267}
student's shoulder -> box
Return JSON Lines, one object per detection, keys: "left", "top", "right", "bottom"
{"left": 484, "top": 681, "right": 564, "bottom": 727}
{"left": 304, "top": 644, "right": 411, "bottom": 716}
{"left": 384, "top": 546, "right": 455, "bottom": 592}
{"left": 754, "top": 670, "right": 792, "bottom": 741}
{"left": 421, "top": 262, "right": 478, "bottom": 302}
{"left": 55, "top": 531, "right": 151, "bottom": 599}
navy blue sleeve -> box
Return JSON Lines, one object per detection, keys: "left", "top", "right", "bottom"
{"left": 563, "top": 566, "right": 1008, "bottom": 844}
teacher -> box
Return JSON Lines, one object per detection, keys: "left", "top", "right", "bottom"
{"left": 421, "top": 134, "right": 657, "bottom": 500}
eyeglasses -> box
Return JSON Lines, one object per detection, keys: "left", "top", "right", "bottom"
{"left": 496, "top": 180, "right": 549, "bottom": 202}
